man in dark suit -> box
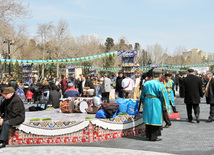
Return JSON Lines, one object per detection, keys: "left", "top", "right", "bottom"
{"left": 182, "top": 69, "right": 203, "bottom": 123}
{"left": 205, "top": 72, "right": 214, "bottom": 122}
{"left": 78, "top": 74, "right": 95, "bottom": 96}
{"left": 116, "top": 72, "right": 125, "bottom": 98}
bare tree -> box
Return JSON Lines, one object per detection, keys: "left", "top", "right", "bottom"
{"left": 48, "top": 19, "right": 71, "bottom": 78}
{"left": 147, "top": 43, "right": 168, "bottom": 65}
{"left": 37, "top": 22, "right": 53, "bottom": 78}
{"left": 172, "top": 46, "right": 186, "bottom": 65}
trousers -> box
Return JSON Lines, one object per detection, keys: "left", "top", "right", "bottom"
{"left": 146, "top": 125, "right": 161, "bottom": 141}
{"left": 163, "top": 109, "right": 171, "bottom": 125}
{"left": 118, "top": 89, "right": 124, "bottom": 98}
{"left": 209, "top": 104, "right": 214, "bottom": 120}
{"left": 0, "top": 120, "right": 10, "bottom": 142}
{"left": 186, "top": 104, "right": 200, "bottom": 120}
{"left": 102, "top": 92, "right": 110, "bottom": 103}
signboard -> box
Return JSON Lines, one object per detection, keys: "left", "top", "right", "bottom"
{"left": 122, "top": 57, "right": 134, "bottom": 64}
{"left": 66, "top": 65, "right": 76, "bottom": 69}
{"left": 89, "top": 68, "right": 96, "bottom": 75}
{"left": 117, "top": 50, "right": 139, "bottom": 57}
{"left": 150, "top": 64, "right": 159, "bottom": 68}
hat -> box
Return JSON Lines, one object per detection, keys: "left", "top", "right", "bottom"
{"left": 147, "top": 68, "right": 154, "bottom": 78}
{"left": 188, "top": 69, "right": 194, "bottom": 73}
{"left": 68, "top": 83, "right": 74, "bottom": 87}
{"left": 2, "top": 87, "right": 15, "bottom": 94}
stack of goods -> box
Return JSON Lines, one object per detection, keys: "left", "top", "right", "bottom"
{"left": 22, "top": 64, "right": 32, "bottom": 85}
{"left": 95, "top": 98, "right": 139, "bottom": 119}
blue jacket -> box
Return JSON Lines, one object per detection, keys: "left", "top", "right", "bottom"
{"left": 64, "top": 87, "right": 80, "bottom": 98}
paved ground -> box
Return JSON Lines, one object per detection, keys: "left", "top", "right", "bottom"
{"left": 2, "top": 92, "right": 214, "bottom": 155}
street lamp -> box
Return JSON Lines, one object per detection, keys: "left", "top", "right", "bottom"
{"left": 3, "top": 40, "right": 14, "bottom": 75}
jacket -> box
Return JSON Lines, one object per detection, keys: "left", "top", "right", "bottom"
{"left": 116, "top": 76, "right": 125, "bottom": 92}
{"left": 49, "top": 90, "right": 61, "bottom": 108}
{"left": 64, "top": 87, "right": 80, "bottom": 98}
{"left": 42, "top": 84, "right": 51, "bottom": 92}
{"left": 8, "top": 80, "right": 18, "bottom": 91}
{"left": 0, "top": 94, "right": 25, "bottom": 126}
{"left": 26, "top": 90, "right": 33, "bottom": 99}
{"left": 101, "top": 77, "right": 112, "bottom": 93}
{"left": 183, "top": 74, "right": 203, "bottom": 104}
{"left": 206, "top": 78, "right": 214, "bottom": 104}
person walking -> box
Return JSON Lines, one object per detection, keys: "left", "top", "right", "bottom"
{"left": 164, "top": 74, "right": 178, "bottom": 113}
{"left": 182, "top": 69, "right": 203, "bottom": 123}
{"left": 205, "top": 72, "right": 214, "bottom": 122}
{"left": 141, "top": 71, "right": 170, "bottom": 141}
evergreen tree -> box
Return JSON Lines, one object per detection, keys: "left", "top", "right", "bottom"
{"left": 104, "top": 37, "right": 115, "bottom": 70}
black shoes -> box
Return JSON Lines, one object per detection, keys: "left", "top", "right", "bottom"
{"left": 207, "top": 118, "right": 213, "bottom": 123}
{"left": 196, "top": 116, "right": 200, "bottom": 123}
{"left": 163, "top": 124, "right": 171, "bottom": 128}
{"left": 0, "top": 142, "right": 6, "bottom": 149}
{"left": 150, "top": 138, "right": 162, "bottom": 141}
{"left": 188, "top": 118, "right": 192, "bottom": 123}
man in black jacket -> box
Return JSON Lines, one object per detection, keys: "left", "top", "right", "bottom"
{"left": 78, "top": 74, "right": 95, "bottom": 96}
{"left": 8, "top": 77, "right": 18, "bottom": 91}
{"left": 205, "top": 72, "right": 214, "bottom": 122}
{"left": 49, "top": 85, "right": 61, "bottom": 108}
{"left": 0, "top": 87, "right": 25, "bottom": 148}
{"left": 182, "top": 69, "right": 203, "bottom": 123}
{"left": 116, "top": 72, "right": 125, "bottom": 98}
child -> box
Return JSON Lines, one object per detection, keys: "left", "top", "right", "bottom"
{"left": 26, "top": 88, "right": 34, "bottom": 104}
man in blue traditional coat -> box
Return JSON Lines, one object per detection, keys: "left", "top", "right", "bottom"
{"left": 141, "top": 71, "right": 171, "bottom": 141}
{"left": 164, "top": 74, "right": 178, "bottom": 113}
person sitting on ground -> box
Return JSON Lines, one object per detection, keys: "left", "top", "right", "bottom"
{"left": 64, "top": 83, "right": 80, "bottom": 98}
{"left": 49, "top": 85, "right": 61, "bottom": 108}
{"left": 0, "top": 87, "right": 25, "bottom": 149}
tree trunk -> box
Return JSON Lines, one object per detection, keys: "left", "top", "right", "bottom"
{"left": 57, "top": 62, "right": 59, "bottom": 78}
{"left": 42, "top": 64, "right": 44, "bottom": 79}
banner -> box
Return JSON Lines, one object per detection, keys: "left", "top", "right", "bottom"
{"left": 117, "top": 50, "right": 138, "bottom": 57}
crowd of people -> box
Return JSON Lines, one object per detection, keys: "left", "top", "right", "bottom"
{"left": 140, "top": 68, "right": 214, "bottom": 141}
{"left": 0, "top": 68, "right": 213, "bottom": 147}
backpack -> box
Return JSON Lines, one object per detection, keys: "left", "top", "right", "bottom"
{"left": 99, "top": 103, "right": 119, "bottom": 118}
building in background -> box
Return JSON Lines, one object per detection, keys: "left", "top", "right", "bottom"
{"left": 182, "top": 48, "right": 207, "bottom": 64}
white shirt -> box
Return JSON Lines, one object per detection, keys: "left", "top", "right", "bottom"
{"left": 135, "top": 78, "right": 140, "bottom": 87}
{"left": 82, "top": 80, "right": 86, "bottom": 88}
{"left": 122, "top": 77, "right": 135, "bottom": 91}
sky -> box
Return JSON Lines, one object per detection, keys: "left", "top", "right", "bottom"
{"left": 20, "top": 0, "right": 214, "bottom": 54}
